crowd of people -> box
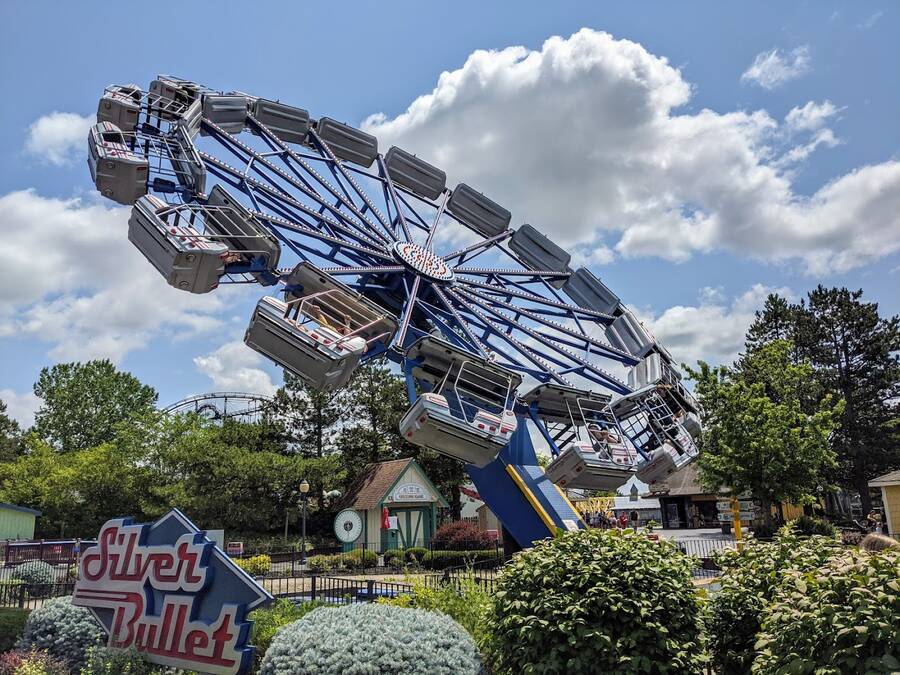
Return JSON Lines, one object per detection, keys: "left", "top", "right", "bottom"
{"left": 584, "top": 509, "right": 642, "bottom": 529}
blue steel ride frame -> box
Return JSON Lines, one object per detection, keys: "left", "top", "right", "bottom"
{"left": 88, "top": 76, "right": 690, "bottom": 548}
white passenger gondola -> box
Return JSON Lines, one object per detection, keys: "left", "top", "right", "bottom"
{"left": 399, "top": 337, "right": 520, "bottom": 467}
{"left": 203, "top": 185, "right": 280, "bottom": 282}
{"left": 87, "top": 122, "right": 148, "bottom": 205}
{"left": 97, "top": 84, "right": 142, "bottom": 132}
{"left": 244, "top": 263, "right": 397, "bottom": 391}
{"left": 128, "top": 195, "right": 229, "bottom": 294}
{"left": 611, "top": 386, "right": 699, "bottom": 485}
{"left": 526, "top": 385, "right": 636, "bottom": 490}
{"left": 148, "top": 76, "right": 202, "bottom": 120}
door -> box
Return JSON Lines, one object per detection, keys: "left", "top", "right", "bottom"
{"left": 390, "top": 507, "right": 430, "bottom": 548}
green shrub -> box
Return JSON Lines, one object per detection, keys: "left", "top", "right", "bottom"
{"left": 422, "top": 549, "right": 497, "bottom": 570}
{"left": 235, "top": 554, "right": 272, "bottom": 577}
{"left": 379, "top": 576, "right": 492, "bottom": 649}
{"left": 752, "top": 547, "right": 900, "bottom": 674}
{"left": 341, "top": 548, "right": 377, "bottom": 570}
{"left": 259, "top": 603, "right": 481, "bottom": 674}
{"left": 14, "top": 561, "right": 55, "bottom": 598}
{"left": 792, "top": 514, "right": 837, "bottom": 537}
{"left": 0, "top": 649, "right": 68, "bottom": 675}
{"left": 0, "top": 608, "right": 29, "bottom": 652}
{"left": 486, "top": 528, "right": 703, "bottom": 674}
{"left": 705, "top": 529, "right": 842, "bottom": 674}
{"left": 383, "top": 548, "right": 405, "bottom": 567}
{"left": 80, "top": 647, "right": 168, "bottom": 674}
{"left": 305, "top": 554, "right": 337, "bottom": 573}
{"left": 404, "top": 547, "right": 428, "bottom": 564}
{"left": 249, "top": 599, "right": 331, "bottom": 662}
{"left": 16, "top": 596, "right": 105, "bottom": 668}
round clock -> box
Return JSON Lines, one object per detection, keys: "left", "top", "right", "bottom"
{"left": 333, "top": 509, "right": 363, "bottom": 543}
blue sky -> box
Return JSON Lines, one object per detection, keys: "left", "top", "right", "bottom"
{"left": 1, "top": 1, "right": 898, "bottom": 424}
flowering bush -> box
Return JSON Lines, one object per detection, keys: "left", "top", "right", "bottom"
{"left": 753, "top": 547, "right": 900, "bottom": 673}
{"left": 486, "top": 528, "right": 703, "bottom": 674}
{"left": 14, "top": 561, "right": 55, "bottom": 598}
{"left": 0, "top": 649, "right": 68, "bottom": 675}
{"left": 16, "top": 596, "right": 105, "bottom": 668}
{"left": 234, "top": 554, "right": 272, "bottom": 577}
{"left": 430, "top": 521, "right": 495, "bottom": 550}
{"left": 705, "top": 528, "right": 842, "bottom": 673}
{"left": 259, "top": 603, "right": 481, "bottom": 674}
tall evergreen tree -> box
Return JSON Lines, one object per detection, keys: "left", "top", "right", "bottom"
{"left": 744, "top": 293, "right": 799, "bottom": 353}
{"left": 270, "top": 372, "right": 344, "bottom": 458}
{"left": 794, "top": 286, "right": 900, "bottom": 513}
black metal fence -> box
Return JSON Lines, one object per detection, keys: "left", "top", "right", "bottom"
{"left": 235, "top": 539, "right": 505, "bottom": 577}
{"left": 0, "top": 561, "right": 77, "bottom": 609}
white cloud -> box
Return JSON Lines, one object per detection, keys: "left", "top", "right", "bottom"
{"left": 194, "top": 340, "right": 278, "bottom": 396}
{"left": 362, "top": 29, "right": 900, "bottom": 275}
{"left": 785, "top": 100, "right": 839, "bottom": 132}
{"left": 24, "top": 112, "right": 93, "bottom": 166}
{"left": 0, "top": 388, "right": 40, "bottom": 428}
{"left": 741, "top": 46, "right": 811, "bottom": 90}
{"left": 0, "top": 190, "right": 227, "bottom": 363}
{"left": 638, "top": 284, "right": 794, "bottom": 368}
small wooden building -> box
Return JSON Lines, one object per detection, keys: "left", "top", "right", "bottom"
{"left": 0, "top": 502, "right": 41, "bottom": 540}
{"left": 339, "top": 458, "right": 448, "bottom": 552}
{"left": 869, "top": 469, "right": 900, "bottom": 535}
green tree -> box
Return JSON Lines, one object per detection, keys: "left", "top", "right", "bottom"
{"left": 334, "top": 363, "right": 411, "bottom": 479}
{"left": 795, "top": 286, "right": 900, "bottom": 513}
{"left": 271, "top": 372, "right": 344, "bottom": 458}
{"left": 33, "top": 360, "right": 158, "bottom": 453}
{"left": 0, "top": 398, "right": 24, "bottom": 462}
{"left": 688, "top": 340, "right": 842, "bottom": 527}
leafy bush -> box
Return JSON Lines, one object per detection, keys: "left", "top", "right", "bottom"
{"left": 486, "top": 528, "right": 703, "bottom": 674}
{"left": 0, "top": 608, "right": 29, "bottom": 652}
{"left": 259, "top": 603, "right": 481, "bottom": 674}
{"left": 0, "top": 649, "right": 68, "bottom": 675}
{"left": 383, "top": 548, "right": 405, "bottom": 567}
{"left": 792, "top": 514, "right": 837, "bottom": 537}
{"left": 341, "top": 548, "right": 377, "bottom": 570}
{"left": 249, "top": 599, "right": 331, "bottom": 662}
{"left": 705, "top": 529, "right": 842, "bottom": 674}
{"left": 14, "top": 561, "right": 55, "bottom": 598}
{"left": 431, "top": 521, "right": 495, "bottom": 550}
{"left": 17, "top": 596, "right": 105, "bottom": 667}
{"left": 379, "top": 576, "right": 492, "bottom": 649}
{"left": 422, "top": 549, "right": 498, "bottom": 570}
{"left": 841, "top": 529, "right": 864, "bottom": 546}
{"left": 305, "top": 554, "right": 337, "bottom": 573}
{"left": 404, "top": 547, "right": 429, "bottom": 564}
{"left": 234, "top": 554, "right": 272, "bottom": 577}
{"left": 753, "top": 547, "right": 900, "bottom": 674}
{"left": 80, "top": 647, "right": 167, "bottom": 674}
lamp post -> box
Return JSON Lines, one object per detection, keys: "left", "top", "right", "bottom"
{"left": 299, "top": 479, "right": 310, "bottom": 566}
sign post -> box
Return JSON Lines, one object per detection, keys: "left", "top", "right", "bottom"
{"left": 72, "top": 509, "right": 272, "bottom": 674}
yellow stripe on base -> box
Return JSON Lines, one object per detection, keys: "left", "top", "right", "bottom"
{"left": 553, "top": 483, "right": 585, "bottom": 527}
{"left": 505, "top": 464, "right": 557, "bottom": 535}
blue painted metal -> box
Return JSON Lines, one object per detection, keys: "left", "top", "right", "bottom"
{"left": 92, "top": 76, "right": 706, "bottom": 548}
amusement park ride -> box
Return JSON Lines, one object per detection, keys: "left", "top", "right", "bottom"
{"left": 88, "top": 76, "right": 702, "bottom": 548}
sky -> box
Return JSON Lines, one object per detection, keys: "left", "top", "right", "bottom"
{"left": 1, "top": 1, "right": 898, "bottom": 427}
